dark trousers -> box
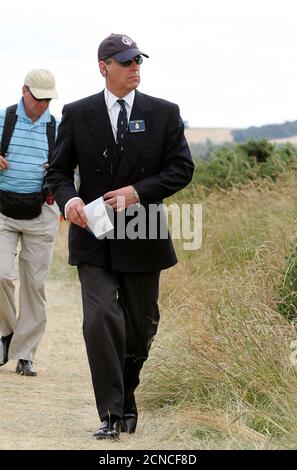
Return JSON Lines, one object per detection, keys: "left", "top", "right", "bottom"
{"left": 77, "top": 264, "right": 160, "bottom": 421}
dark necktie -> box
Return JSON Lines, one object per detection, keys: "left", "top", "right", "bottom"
{"left": 117, "top": 99, "right": 128, "bottom": 154}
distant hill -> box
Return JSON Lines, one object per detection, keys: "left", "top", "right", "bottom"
{"left": 232, "top": 121, "right": 297, "bottom": 143}
{"left": 185, "top": 120, "right": 297, "bottom": 145}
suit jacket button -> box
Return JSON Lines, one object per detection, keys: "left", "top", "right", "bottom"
{"left": 140, "top": 167, "right": 145, "bottom": 173}
{"left": 96, "top": 168, "right": 102, "bottom": 173}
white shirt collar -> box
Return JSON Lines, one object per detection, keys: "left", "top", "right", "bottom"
{"left": 104, "top": 88, "right": 135, "bottom": 111}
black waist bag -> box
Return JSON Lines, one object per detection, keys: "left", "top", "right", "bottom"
{"left": 0, "top": 190, "right": 44, "bottom": 220}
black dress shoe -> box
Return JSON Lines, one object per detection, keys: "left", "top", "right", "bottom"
{"left": 121, "top": 412, "right": 138, "bottom": 434}
{"left": 16, "top": 359, "right": 37, "bottom": 376}
{"left": 0, "top": 333, "right": 13, "bottom": 366}
{"left": 93, "top": 416, "right": 121, "bottom": 440}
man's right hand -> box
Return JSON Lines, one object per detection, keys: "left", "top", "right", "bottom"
{"left": 65, "top": 198, "right": 88, "bottom": 228}
{"left": 0, "top": 155, "right": 8, "bottom": 170}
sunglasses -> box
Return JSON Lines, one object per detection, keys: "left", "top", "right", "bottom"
{"left": 28, "top": 89, "right": 52, "bottom": 103}
{"left": 118, "top": 55, "right": 143, "bottom": 68}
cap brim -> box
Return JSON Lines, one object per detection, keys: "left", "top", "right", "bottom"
{"left": 30, "top": 87, "right": 58, "bottom": 99}
{"left": 111, "top": 48, "right": 149, "bottom": 62}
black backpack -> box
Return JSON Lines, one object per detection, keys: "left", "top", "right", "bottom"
{"left": 0, "top": 103, "right": 56, "bottom": 160}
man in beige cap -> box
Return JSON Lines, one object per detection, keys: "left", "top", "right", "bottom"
{"left": 0, "top": 68, "right": 59, "bottom": 376}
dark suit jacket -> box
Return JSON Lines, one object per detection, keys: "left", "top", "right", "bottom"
{"left": 47, "top": 90, "right": 194, "bottom": 272}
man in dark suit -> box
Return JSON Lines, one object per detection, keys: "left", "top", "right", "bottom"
{"left": 47, "top": 33, "right": 194, "bottom": 440}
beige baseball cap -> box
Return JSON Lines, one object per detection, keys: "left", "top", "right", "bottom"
{"left": 24, "top": 68, "right": 58, "bottom": 99}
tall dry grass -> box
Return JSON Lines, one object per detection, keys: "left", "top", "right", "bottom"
{"left": 1, "top": 173, "right": 297, "bottom": 449}
{"left": 139, "top": 173, "right": 297, "bottom": 449}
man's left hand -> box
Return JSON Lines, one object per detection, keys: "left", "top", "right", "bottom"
{"left": 103, "top": 185, "right": 139, "bottom": 212}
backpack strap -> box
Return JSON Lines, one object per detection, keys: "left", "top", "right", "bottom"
{"left": 0, "top": 104, "right": 18, "bottom": 156}
{"left": 46, "top": 114, "right": 56, "bottom": 163}
{"left": 1, "top": 104, "right": 56, "bottom": 161}
{"left": 43, "top": 115, "right": 56, "bottom": 196}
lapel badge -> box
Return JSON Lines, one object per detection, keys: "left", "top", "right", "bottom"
{"left": 129, "top": 120, "right": 146, "bottom": 133}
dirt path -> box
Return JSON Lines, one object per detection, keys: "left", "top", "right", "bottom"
{"left": 0, "top": 279, "right": 188, "bottom": 450}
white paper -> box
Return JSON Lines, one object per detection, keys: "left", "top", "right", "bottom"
{"left": 83, "top": 196, "right": 113, "bottom": 238}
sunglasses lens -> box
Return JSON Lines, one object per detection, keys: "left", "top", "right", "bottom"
{"left": 119, "top": 56, "right": 143, "bottom": 67}
{"left": 121, "top": 60, "right": 133, "bottom": 67}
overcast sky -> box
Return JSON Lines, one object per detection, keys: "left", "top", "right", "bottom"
{"left": 1, "top": 0, "right": 297, "bottom": 128}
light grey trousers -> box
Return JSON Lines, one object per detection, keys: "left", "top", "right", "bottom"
{"left": 0, "top": 202, "right": 59, "bottom": 361}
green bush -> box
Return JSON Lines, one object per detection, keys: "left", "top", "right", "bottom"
{"left": 192, "top": 140, "right": 297, "bottom": 189}
{"left": 238, "top": 139, "right": 274, "bottom": 163}
{"left": 192, "top": 146, "right": 254, "bottom": 189}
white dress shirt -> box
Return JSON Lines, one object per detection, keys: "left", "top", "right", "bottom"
{"left": 104, "top": 88, "right": 135, "bottom": 142}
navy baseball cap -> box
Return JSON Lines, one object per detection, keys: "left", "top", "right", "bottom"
{"left": 98, "top": 33, "right": 149, "bottom": 62}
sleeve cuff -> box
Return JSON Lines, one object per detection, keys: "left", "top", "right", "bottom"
{"left": 64, "top": 197, "right": 83, "bottom": 219}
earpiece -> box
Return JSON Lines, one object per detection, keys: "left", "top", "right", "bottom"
{"left": 104, "top": 69, "right": 108, "bottom": 77}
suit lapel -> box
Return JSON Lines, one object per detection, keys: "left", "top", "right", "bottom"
{"left": 84, "top": 91, "right": 115, "bottom": 151}
{"left": 114, "top": 91, "right": 153, "bottom": 187}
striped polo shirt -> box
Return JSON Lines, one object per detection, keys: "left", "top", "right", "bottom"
{"left": 0, "top": 99, "right": 53, "bottom": 194}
